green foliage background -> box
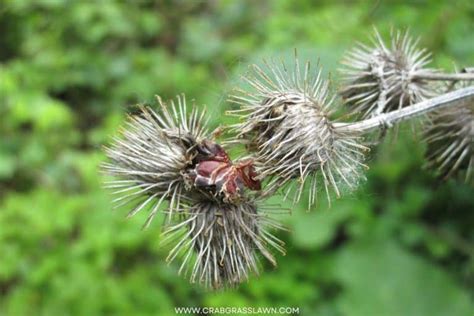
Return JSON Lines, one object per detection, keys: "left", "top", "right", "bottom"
{"left": 1, "top": 1, "right": 474, "bottom": 315}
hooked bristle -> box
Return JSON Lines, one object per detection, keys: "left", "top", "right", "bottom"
{"left": 160, "top": 199, "right": 286, "bottom": 289}
{"left": 340, "top": 28, "right": 437, "bottom": 118}
{"left": 424, "top": 82, "right": 474, "bottom": 183}
{"left": 229, "top": 57, "right": 367, "bottom": 209}
{"left": 101, "top": 94, "right": 210, "bottom": 228}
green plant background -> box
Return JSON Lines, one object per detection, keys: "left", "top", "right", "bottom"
{"left": 1, "top": 1, "right": 473, "bottom": 315}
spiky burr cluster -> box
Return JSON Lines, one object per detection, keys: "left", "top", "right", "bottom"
{"left": 102, "top": 95, "right": 283, "bottom": 288}
{"left": 424, "top": 90, "right": 473, "bottom": 183}
{"left": 229, "top": 59, "right": 367, "bottom": 208}
{"left": 340, "top": 29, "right": 436, "bottom": 118}
{"left": 103, "top": 27, "right": 474, "bottom": 290}
{"left": 162, "top": 200, "right": 285, "bottom": 289}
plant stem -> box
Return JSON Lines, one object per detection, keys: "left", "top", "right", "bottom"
{"left": 412, "top": 72, "right": 474, "bottom": 81}
{"left": 334, "top": 86, "right": 474, "bottom": 134}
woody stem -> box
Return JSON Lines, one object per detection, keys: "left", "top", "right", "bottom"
{"left": 412, "top": 71, "right": 474, "bottom": 81}
{"left": 333, "top": 86, "right": 474, "bottom": 134}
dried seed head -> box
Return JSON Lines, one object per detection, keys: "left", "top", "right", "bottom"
{"left": 103, "top": 95, "right": 286, "bottom": 289}
{"left": 340, "top": 28, "right": 436, "bottom": 118}
{"left": 229, "top": 58, "right": 367, "bottom": 208}
{"left": 161, "top": 199, "right": 286, "bottom": 289}
{"left": 424, "top": 84, "right": 474, "bottom": 183}
{"left": 102, "top": 95, "right": 211, "bottom": 228}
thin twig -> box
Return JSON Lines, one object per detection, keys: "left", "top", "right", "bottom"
{"left": 334, "top": 86, "right": 474, "bottom": 134}
{"left": 413, "top": 72, "right": 474, "bottom": 81}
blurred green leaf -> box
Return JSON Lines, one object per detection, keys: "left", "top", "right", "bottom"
{"left": 334, "top": 237, "right": 473, "bottom": 316}
{"left": 1, "top": 1, "right": 473, "bottom": 314}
